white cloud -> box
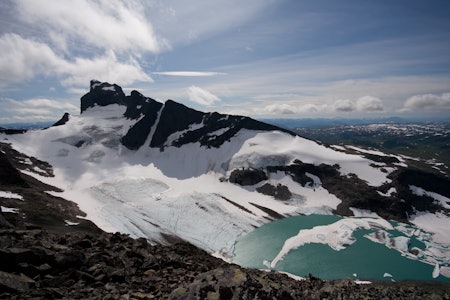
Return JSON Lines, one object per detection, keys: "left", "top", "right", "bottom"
{"left": 356, "top": 96, "right": 384, "bottom": 112}
{"left": 21, "top": 98, "right": 78, "bottom": 110}
{"left": 59, "top": 50, "right": 152, "bottom": 87}
{"left": 264, "top": 103, "right": 296, "bottom": 114}
{"left": 333, "top": 99, "right": 354, "bottom": 112}
{"left": 153, "top": 71, "right": 225, "bottom": 77}
{"left": 0, "top": 97, "right": 78, "bottom": 123}
{"left": 0, "top": 34, "right": 152, "bottom": 89}
{"left": 0, "top": 33, "right": 60, "bottom": 84}
{"left": 15, "top": 0, "right": 168, "bottom": 54}
{"left": 187, "top": 86, "right": 220, "bottom": 105}
{"left": 403, "top": 93, "right": 450, "bottom": 110}
{"left": 296, "top": 103, "right": 326, "bottom": 113}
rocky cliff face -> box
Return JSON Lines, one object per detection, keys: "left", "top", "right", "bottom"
{"left": 78, "top": 80, "right": 292, "bottom": 151}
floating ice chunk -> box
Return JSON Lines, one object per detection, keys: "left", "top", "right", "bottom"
{"left": 440, "top": 267, "right": 450, "bottom": 278}
{"left": 365, "top": 231, "right": 410, "bottom": 253}
{"left": 383, "top": 272, "right": 392, "bottom": 278}
{"left": 0, "top": 191, "right": 24, "bottom": 201}
{"left": 393, "top": 236, "right": 410, "bottom": 252}
{"left": 432, "top": 263, "right": 440, "bottom": 278}
{"left": 269, "top": 217, "right": 393, "bottom": 268}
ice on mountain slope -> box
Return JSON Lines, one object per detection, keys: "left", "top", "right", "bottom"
{"left": 2, "top": 102, "right": 448, "bottom": 260}
{"left": 229, "top": 131, "right": 390, "bottom": 186}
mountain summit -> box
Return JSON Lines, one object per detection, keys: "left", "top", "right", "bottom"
{"left": 79, "top": 80, "right": 291, "bottom": 150}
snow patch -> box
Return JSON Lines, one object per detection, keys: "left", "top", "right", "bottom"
{"left": 409, "top": 185, "right": 450, "bottom": 209}
{"left": 102, "top": 86, "right": 116, "bottom": 91}
{"left": 65, "top": 220, "right": 80, "bottom": 226}
{"left": 1, "top": 206, "right": 19, "bottom": 213}
{"left": 230, "top": 131, "right": 390, "bottom": 186}
{"left": 0, "top": 191, "right": 24, "bottom": 201}
{"left": 377, "top": 187, "right": 397, "bottom": 197}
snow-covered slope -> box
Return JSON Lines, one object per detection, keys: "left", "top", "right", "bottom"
{"left": 2, "top": 81, "right": 449, "bottom": 266}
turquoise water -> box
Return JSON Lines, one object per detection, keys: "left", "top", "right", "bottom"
{"left": 232, "top": 215, "right": 450, "bottom": 283}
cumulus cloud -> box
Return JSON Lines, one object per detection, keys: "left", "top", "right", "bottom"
{"left": 187, "top": 86, "right": 220, "bottom": 105}
{"left": 0, "top": 33, "right": 60, "bottom": 83}
{"left": 0, "top": 34, "right": 152, "bottom": 88}
{"left": 355, "top": 96, "right": 384, "bottom": 112}
{"left": 264, "top": 103, "right": 296, "bottom": 114}
{"left": 333, "top": 99, "right": 354, "bottom": 112}
{"left": 330, "top": 96, "right": 384, "bottom": 113}
{"left": 15, "top": 0, "right": 167, "bottom": 54}
{"left": 153, "top": 71, "right": 225, "bottom": 77}
{"left": 263, "top": 103, "right": 327, "bottom": 115}
{"left": 403, "top": 93, "right": 450, "bottom": 110}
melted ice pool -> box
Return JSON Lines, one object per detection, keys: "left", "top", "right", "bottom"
{"left": 232, "top": 215, "right": 450, "bottom": 283}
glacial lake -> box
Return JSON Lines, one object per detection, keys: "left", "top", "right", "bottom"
{"left": 232, "top": 215, "right": 450, "bottom": 283}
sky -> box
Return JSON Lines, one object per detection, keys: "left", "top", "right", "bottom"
{"left": 0, "top": 0, "right": 450, "bottom": 124}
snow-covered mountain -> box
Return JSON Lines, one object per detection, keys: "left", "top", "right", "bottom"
{"left": 1, "top": 81, "right": 449, "bottom": 276}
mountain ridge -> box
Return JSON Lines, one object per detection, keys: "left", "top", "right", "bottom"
{"left": 78, "top": 80, "right": 294, "bottom": 151}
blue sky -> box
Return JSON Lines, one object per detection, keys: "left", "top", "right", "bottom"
{"left": 1, "top": 0, "right": 449, "bottom": 124}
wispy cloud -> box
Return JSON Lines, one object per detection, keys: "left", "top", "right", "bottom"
{"left": 153, "top": 71, "right": 225, "bottom": 77}
{"left": 0, "top": 97, "right": 78, "bottom": 123}
{"left": 15, "top": 0, "right": 168, "bottom": 54}
{"left": 187, "top": 86, "right": 220, "bottom": 105}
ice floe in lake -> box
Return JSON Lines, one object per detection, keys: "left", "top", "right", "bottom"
{"left": 269, "top": 217, "right": 393, "bottom": 268}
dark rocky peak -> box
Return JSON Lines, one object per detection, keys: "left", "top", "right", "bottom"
{"left": 121, "top": 92, "right": 163, "bottom": 150}
{"left": 123, "top": 90, "right": 160, "bottom": 120}
{"left": 52, "top": 112, "right": 70, "bottom": 127}
{"left": 149, "top": 100, "right": 294, "bottom": 149}
{"left": 80, "top": 80, "right": 126, "bottom": 113}
{"left": 150, "top": 100, "right": 205, "bottom": 148}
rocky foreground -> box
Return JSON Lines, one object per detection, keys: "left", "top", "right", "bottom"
{"left": 0, "top": 226, "right": 448, "bottom": 300}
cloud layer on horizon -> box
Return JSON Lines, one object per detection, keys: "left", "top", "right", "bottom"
{"left": 0, "top": 0, "right": 449, "bottom": 123}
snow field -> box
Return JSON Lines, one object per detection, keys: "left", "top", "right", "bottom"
{"left": 2, "top": 105, "right": 449, "bottom": 274}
